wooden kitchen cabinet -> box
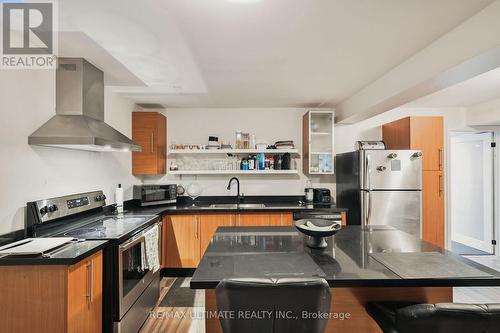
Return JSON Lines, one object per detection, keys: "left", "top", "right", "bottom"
{"left": 132, "top": 112, "right": 166, "bottom": 175}
{"left": 162, "top": 212, "right": 300, "bottom": 268}
{"left": 281, "top": 212, "right": 294, "bottom": 225}
{"left": 0, "top": 251, "right": 103, "bottom": 333}
{"left": 383, "top": 117, "right": 443, "bottom": 171}
{"left": 199, "top": 213, "right": 236, "bottom": 255}
{"left": 67, "top": 251, "right": 103, "bottom": 333}
{"left": 422, "top": 170, "right": 445, "bottom": 247}
{"left": 163, "top": 215, "right": 201, "bottom": 268}
{"left": 383, "top": 116, "right": 444, "bottom": 247}
{"left": 237, "top": 212, "right": 287, "bottom": 226}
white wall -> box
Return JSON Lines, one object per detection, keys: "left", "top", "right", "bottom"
{"left": 140, "top": 108, "right": 335, "bottom": 196}
{"left": 0, "top": 70, "right": 137, "bottom": 235}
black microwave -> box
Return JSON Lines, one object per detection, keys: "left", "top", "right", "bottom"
{"left": 133, "top": 185, "right": 177, "bottom": 206}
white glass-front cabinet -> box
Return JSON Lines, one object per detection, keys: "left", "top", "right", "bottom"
{"left": 303, "top": 110, "right": 334, "bottom": 174}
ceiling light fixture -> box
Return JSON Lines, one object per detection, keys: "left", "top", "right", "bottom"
{"left": 225, "top": 0, "right": 263, "bottom": 3}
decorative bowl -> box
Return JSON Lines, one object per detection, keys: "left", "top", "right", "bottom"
{"left": 294, "top": 218, "right": 341, "bottom": 248}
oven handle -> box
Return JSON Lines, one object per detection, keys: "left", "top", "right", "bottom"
{"left": 119, "top": 220, "right": 161, "bottom": 252}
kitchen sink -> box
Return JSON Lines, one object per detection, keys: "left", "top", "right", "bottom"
{"left": 209, "top": 203, "right": 266, "bottom": 209}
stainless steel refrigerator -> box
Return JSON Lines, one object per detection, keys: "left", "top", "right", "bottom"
{"left": 336, "top": 149, "right": 422, "bottom": 237}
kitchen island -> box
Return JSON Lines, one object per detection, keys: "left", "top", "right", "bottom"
{"left": 191, "top": 226, "right": 500, "bottom": 333}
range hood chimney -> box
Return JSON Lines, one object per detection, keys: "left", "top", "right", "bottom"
{"left": 28, "top": 58, "right": 141, "bottom": 152}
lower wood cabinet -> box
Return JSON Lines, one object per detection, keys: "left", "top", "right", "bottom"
{"left": 68, "top": 251, "right": 103, "bottom": 333}
{"left": 163, "top": 214, "right": 201, "bottom": 268}
{"left": 200, "top": 213, "right": 236, "bottom": 255}
{"left": 162, "top": 212, "right": 295, "bottom": 268}
{"left": 422, "top": 170, "right": 445, "bottom": 247}
{"left": 0, "top": 251, "right": 103, "bottom": 333}
{"left": 238, "top": 212, "right": 293, "bottom": 226}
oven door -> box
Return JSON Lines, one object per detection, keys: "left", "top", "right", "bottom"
{"left": 118, "top": 221, "right": 162, "bottom": 319}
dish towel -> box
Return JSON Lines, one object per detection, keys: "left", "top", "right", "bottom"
{"left": 143, "top": 225, "right": 160, "bottom": 273}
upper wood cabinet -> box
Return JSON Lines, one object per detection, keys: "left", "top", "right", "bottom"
{"left": 132, "top": 112, "right": 166, "bottom": 175}
{"left": 0, "top": 251, "right": 103, "bottom": 333}
{"left": 303, "top": 110, "right": 335, "bottom": 175}
{"left": 382, "top": 116, "right": 444, "bottom": 171}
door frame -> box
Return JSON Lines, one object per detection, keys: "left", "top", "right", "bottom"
{"left": 446, "top": 130, "right": 497, "bottom": 255}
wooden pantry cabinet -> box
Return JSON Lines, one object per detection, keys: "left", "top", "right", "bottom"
{"left": 383, "top": 116, "right": 444, "bottom": 247}
{"left": 162, "top": 212, "right": 294, "bottom": 268}
{"left": 0, "top": 251, "right": 103, "bottom": 333}
{"left": 132, "top": 112, "right": 166, "bottom": 175}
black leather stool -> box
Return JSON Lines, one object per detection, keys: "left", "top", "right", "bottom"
{"left": 215, "top": 277, "right": 331, "bottom": 333}
{"left": 366, "top": 302, "right": 500, "bottom": 333}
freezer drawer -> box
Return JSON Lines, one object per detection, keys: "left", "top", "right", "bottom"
{"left": 360, "top": 150, "right": 422, "bottom": 190}
{"left": 361, "top": 190, "right": 421, "bottom": 237}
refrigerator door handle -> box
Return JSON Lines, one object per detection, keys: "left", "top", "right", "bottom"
{"left": 367, "top": 189, "right": 372, "bottom": 228}
{"left": 366, "top": 154, "right": 372, "bottom": 226}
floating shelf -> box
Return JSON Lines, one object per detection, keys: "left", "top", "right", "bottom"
{"left": 310, "top": 152, "right": 332, "bottom": 155}
{"left": 169, "top": 169, "right": 299, "bottom": 175}
{"left": 168, "top": 149, "right": 299, "bottom": 155}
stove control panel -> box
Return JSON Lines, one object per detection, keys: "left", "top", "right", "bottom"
{"left": 27, "top": 190, "right": 106, "bottom": 225}
{"left": 67, "top": 197, "right": 89, "bottom": 209}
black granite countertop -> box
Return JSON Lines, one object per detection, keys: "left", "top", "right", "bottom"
{"left": 125, "top": 195, "right": 347, "bottom": 216}
{"left": 0, "top": 240, "right": 108, "bottom": 266}
{"left": 190, "top": 226, "right": 500, "bottom": 289}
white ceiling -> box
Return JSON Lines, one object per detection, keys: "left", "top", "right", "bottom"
{"left": 59, "top": 0, "right": 494, "bottom": 108}
{"left": 405, "top": 67, "right": 500, "bottom": 108}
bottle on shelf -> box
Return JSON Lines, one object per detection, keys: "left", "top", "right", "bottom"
{"left": 248, "top": 155, "right": 256, "bottom": 170}
{"left": 305, "top": 179, "right": 314, "bottom": 203}
{"left": 257, "top": 153, "right": 265, "bottom": 170}
{"left": 241, "top": 157, "right": 249, "bottom": 171}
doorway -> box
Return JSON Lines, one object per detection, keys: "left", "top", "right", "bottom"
{"left": 449, "top": 132, "right": 495, "bottom": 255}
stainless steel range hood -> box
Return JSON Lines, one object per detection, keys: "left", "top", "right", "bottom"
{"left": 28, "top": 58, "right": 141, "bottom": 152}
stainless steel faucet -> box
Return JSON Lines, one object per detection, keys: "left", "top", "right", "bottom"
{"left": 227, "top": 177, "right": 242, "bottom": 203}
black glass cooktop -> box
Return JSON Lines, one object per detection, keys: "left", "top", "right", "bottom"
{"left": 55, "top": 216, "right": 157, "bottom": 240}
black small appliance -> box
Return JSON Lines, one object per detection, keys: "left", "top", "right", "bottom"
{"left": 313, "top": 188, "right": 331, "bottom": 204}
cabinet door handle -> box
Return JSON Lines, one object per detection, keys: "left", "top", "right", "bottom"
{"left": 195, "top": 216, "right": 199, "bottom": 239}
{"left": 89, "top": 260, "right": 94, "bottom": 304}
{"left": 438, "top": 174, "right": 443, "bottom": 196}
{"left": 150, "top": 133, "right": 154, "bottom": 153}
{"left": 438, "top": 148, "right": 443, "bottom": 170}
{"left": 86, "top": 261, "right": 91, "bottom": 306}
